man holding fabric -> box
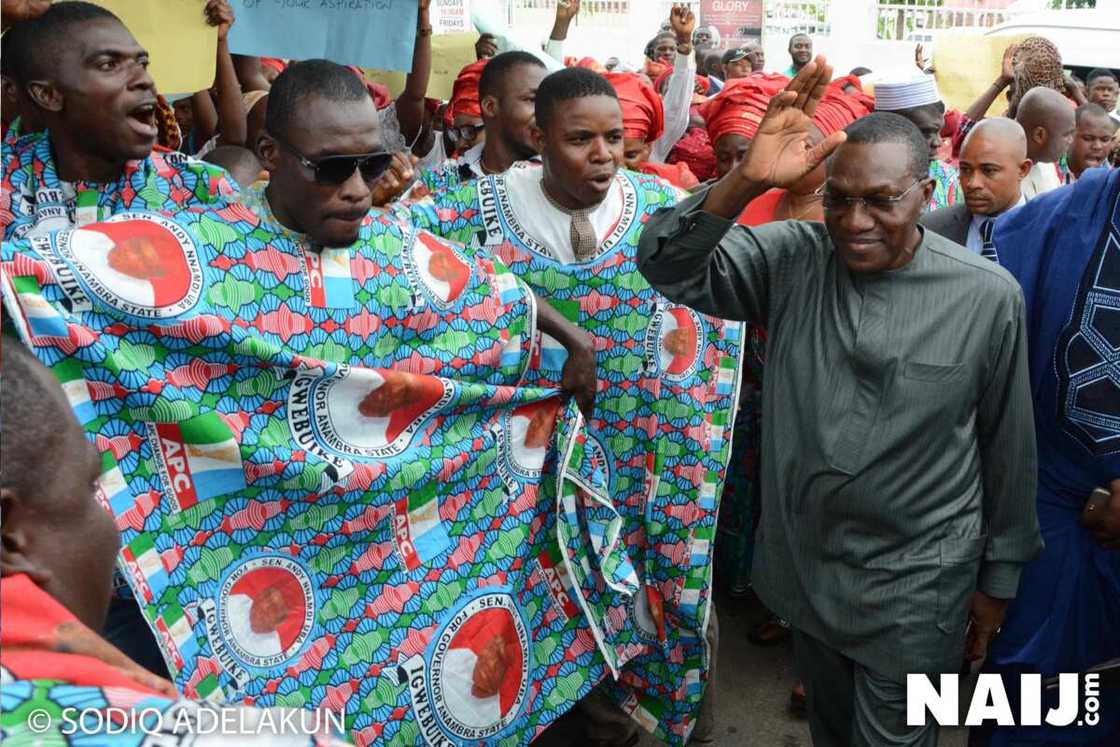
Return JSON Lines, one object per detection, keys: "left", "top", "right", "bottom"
{"left": 410, "top": 67, "right": 745, "bottom": 743}
{"left": 637, "top": 58, "right": 1041, "bottom": 746}
{"left": 1, "top": 1, "right": 236, "bottom": 240}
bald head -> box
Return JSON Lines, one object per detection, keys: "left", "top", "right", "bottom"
{"left": 963, "top": 118, "right": 1027, "bottom": 160}
{"left": 1015, "top": 87, "right": 1075, "bottom": 163}
{"left": 958, "top": 118, "right": 1032, "bottom": 217}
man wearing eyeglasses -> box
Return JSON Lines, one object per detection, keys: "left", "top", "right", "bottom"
{"left": 639, "top": 58, "right": 1041, "bottom": 746}
{"left": 247, "top": 59, "right": 597, "bottom": 414}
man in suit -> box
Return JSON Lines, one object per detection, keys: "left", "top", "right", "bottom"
{"left": 921, "top": 118, "right": 1031, "bottom": 262}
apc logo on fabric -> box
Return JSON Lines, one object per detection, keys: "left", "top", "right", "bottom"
{"left": 57, "top": 211, "right": 204, "bottom": 319}
{"left": 397, "top": 591, "right": 532, "bottom": 745}
{"left": 402, "top": 230, "right": 474, "bottom": 310}
{"left": 288, "top": 365, "right": 452, "bottom": 461}
{"left": 644, "top": 305, "right": 705, "bottom": 383}
{"left": 907, "top": 673, "right": 1103, "bottom": 727}
{"left": 216, "top": 556, "right": 317, "bottom": 669}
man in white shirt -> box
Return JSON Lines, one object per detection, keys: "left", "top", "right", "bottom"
{"left": 1016, "top": 86, "right": 1075, "bottom": 200}
{"left": 920, "top": 118, "right": 1031, "bottom": 262}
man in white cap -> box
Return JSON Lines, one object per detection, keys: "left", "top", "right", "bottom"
{"left": 874, "top": 75, "right": 961, "bottom": 211}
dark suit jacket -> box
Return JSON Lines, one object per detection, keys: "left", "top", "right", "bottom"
{"left": 919, "top": 202, "right": 972, "bottom": 247}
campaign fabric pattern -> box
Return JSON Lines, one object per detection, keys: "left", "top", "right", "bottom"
{"left": 409, "top": 168, "right": 746, "bottom": 744}
{"left": 0, "top": 201, "right": 641, "bottom": 746}
{"left": 0, "top": 130, "right": 235, "bottom": 241}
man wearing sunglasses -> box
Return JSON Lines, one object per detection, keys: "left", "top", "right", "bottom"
{"left": 249, "top": 59, "right": 597, "bottom": 414}
{"left": 639, "top": 58, "right": 1041, "bottom": 746}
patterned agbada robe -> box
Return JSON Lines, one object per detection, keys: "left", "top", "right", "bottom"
{"left": 928, "top": 159, "right": 960, "bottom": 212}
{"left": 0, "top": 575, "right": 348, "bottom": 746}
{"left": 1, "top": 130, "right": 235, "bottom": 241}
{"left": 0, "top": 194, "right": 640, "bottom": 746}
{"left": 409, "top": 166, "right": 746, "bottom": 744}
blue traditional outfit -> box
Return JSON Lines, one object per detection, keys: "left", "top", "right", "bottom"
{"left": 979, "top": 167, "right": 1120, "bottom": 745}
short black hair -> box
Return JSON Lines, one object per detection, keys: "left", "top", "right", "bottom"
{"left": 265, "top": 59, "right": 371, "bottom": 139}
{"left": 479, "top": 51, "right": 545, "bottom": 100}
{"left": 1076, "top": 102, "right": 1117, "bottom": 129}
{"left": 1087, "top": 68, "right": 1118, "bottom": 86}
{"left": 849, "top": 66, "right": 873, "bottom": 77}
{"left": 5, "top": 1, "right": 121, "bottom": 84}
{"left": 840, "top": 112, "right": 930, "bottom": 180}
{"left": 789, "top": 33, "right": 811, "bottom": 48}
{"left": 535, "top": 67, "right": 617, "bottom": 132}
{"left": 1, "top": 336, "right": 75, "bottom": 499}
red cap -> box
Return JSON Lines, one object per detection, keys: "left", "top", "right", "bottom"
{"left": 606, "top": 72, "right": 665, "bottom": 143}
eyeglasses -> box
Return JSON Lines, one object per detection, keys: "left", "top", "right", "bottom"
{"left": 446, "top": 123, "right": 485, "bottom": 144}
{"left": 269, "top": 132, "right": 393, "bottom": 186}
{"left": 821, "top": 178, "right": 929, "bottom": 214}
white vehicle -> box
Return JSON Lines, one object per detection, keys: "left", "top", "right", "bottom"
{"left": 984, "top": 6, "right": 1120, "bottom": 69}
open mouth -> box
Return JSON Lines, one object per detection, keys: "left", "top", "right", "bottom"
{"left": 127, "top": 101, "right": 158, "bottom": 138}
{"left": 588, "top": 173, "right": 613, "bottom": 188}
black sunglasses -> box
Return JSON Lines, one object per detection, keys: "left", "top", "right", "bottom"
{"left": 270, "top": 132, "right": 393, "bottom": 186}
{"left": 446, "top": 123, "right": 484, "bottom": 143}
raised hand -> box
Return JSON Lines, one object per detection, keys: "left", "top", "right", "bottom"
{"left": 737, "top": 56, "right": 846, "bottom": 188}
{"left": 475, "top": 33, "right": 498, "bottom": 60}
{"left": 670, "top": 4, "right": 696, "bottom": 45}
{"left": 556, "top": 0, "right": 581, "bottom": 23}
{"left": 204, "top": 0, "right": 235, "bottom": 42}
{"left": 370, "top": 152, "right": 418, "bottom": 207}
{"left": 1000, "top": 43, "right": 1018, "bottom": 84}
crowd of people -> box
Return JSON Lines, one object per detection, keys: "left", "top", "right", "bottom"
{"left": 0, "top": 0, "right": 1117, "bottom": 746}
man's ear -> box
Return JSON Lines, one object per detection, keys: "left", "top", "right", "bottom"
{"left": 530, "top": 124, "right": 546, "bottom": 156}
{"left": 256, "top": 132, "right": 280, "bottom": 172}
{"left": 920, "top": 176, "right": 934, "bottom": 207}
{"left": 1018, "top": 158, "right": 1033, "bottom": 179}
{"left": 480, "top": 93, "right": 499, "bottom": 121}
{"left": 25, "top": 79, "right": 62, "bottom": 113}
{"left": 1031, "top": 126, "right": 1047, "bottom": 148}
{"left": 0, "top": 488, "right": 50, "bottom": 584}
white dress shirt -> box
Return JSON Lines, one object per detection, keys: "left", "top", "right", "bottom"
{"left": 965, "top": 194, "right": 1026, "bottom": 254}
{"left": 501, "top": 165, "right": 625, "bottom": 264}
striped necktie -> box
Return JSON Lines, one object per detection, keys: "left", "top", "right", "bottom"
{"left": 979, "top": 219, "right": 999, "bottom": 263}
